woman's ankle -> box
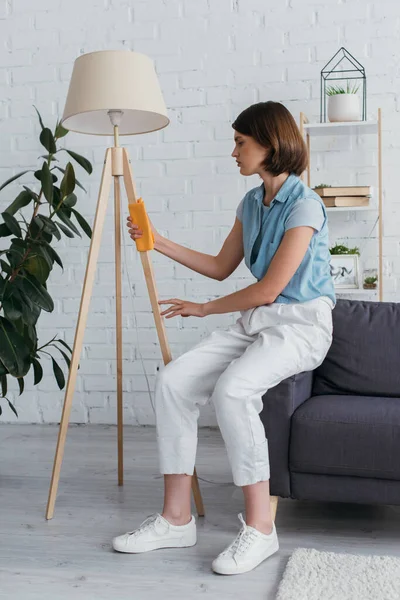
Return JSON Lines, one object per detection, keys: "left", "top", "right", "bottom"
{"left": 162, "top": 511, "right": 192, "bottom": 526}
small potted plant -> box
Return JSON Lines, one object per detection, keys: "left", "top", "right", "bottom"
{"left": 329, "top": 243, "right": 360, "bottom": 256}
{"left": 327, "top": 80, "right": 360, "bottom": 122}
{"left": 363, "top": 276, "right": 378, "bottom": 289}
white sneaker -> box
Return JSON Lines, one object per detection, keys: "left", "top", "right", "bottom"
{"left": 212, "top": 513, "right": 279, "bottom": 575}
{"left": 112, "top": 513, "right": 196, "bottom": 554}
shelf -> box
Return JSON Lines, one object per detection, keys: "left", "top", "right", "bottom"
{"left": 326, "top": 206, "right": 376, "bottom": 212}
{"left": 303, "top": 121, "right": 378, "bottom": 137}
{"left": 335, "top": 288, "right": 377, "bottom": 295}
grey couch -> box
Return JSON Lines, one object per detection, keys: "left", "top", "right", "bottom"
{"left": 261, "top": 298, "right": 400, "bottom": 505}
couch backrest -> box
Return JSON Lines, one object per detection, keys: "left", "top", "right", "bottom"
{"left": 313, "top": 299, "right": 400, "bottom": 397}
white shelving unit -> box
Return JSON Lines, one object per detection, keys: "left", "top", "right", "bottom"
{"left": 303, "top": 121, "right": 378, "bottom": 137}
{"left": 299, "top": 112, "right": 383, "bottom": 301}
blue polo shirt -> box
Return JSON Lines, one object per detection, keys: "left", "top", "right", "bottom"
{"left": 236, "top": 173, "right": 336, "bottom": 305}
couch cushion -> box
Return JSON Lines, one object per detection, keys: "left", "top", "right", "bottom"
{"left": 313, "top": 299, "right": 400, "bottom": 397}
{"left": 290, "top": 394, "right": 400, "bottom": 480}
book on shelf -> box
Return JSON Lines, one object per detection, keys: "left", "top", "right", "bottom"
{"left": 322, "top": 196, "right": 370, "bottom": 207}
{"left": 314, "top": 186, "right": 372, "bottom": 198}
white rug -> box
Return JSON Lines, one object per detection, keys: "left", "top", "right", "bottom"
{"left": 276, "top": 547, "right": 400, "bottom": 600}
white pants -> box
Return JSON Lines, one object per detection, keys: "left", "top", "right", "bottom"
{"left": 154, "top": 296, "right": 333, "bottom": 487}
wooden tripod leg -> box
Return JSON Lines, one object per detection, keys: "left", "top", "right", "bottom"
{"left": 46, "top": 149, "right": 113, "bottom": 520}
{"left": 139, "top": 251, "right": 204, "bottom": 517}
{"left": 122, "top": 148, "right": 205, "bottom": 517}
{"left": 114, "top": 175, "right": 124, "bottom": 486}
{"left": 270, "top": 496, "right": 279, "bottom": 522}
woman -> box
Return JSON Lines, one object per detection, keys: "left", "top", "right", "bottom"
{"left": 112, "top": 101, "right": 335, "bottom": 576}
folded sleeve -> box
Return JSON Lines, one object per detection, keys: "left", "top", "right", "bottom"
{"left": 284, "top": 198, "right": 325, "bottom": 233}
{"left": 236, "top": 197, "right": 245, "bottom": 222}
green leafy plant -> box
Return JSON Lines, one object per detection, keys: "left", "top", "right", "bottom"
{"left": 364, "top": 276, "right": 378, "bottom": 285}
{"left": 0, "top": 106, "right": 93, "bottom": 416}
{"left": 326, "top": 81, "right": 360, "bottom": 96}
{"left": 314, "top": 183, "right": 332, "bottom": 189}
{"left": 329, "top": 243, "right": 360, "bottom": 256}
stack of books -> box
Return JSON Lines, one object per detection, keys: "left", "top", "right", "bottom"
{"left": 313, "top": 186, "right": 372, "bottom": 207}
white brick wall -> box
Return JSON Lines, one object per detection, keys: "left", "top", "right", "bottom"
{"left": 0, "top": 0, "right": 399, "bottom": 424}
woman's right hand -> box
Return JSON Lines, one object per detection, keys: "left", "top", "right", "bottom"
{"left": 126, "top": 216, "right": 160, "bottom": 244}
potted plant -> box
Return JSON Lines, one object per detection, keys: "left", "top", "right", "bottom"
{"left": 362, "top": 268, "right": 378, "bottom": 289}
{"left": 326, "top": 81, "right": 360, "bottom": 122}
{"left": 363, "top": 276, "right": 378, "bottom": 289}
{"left": 0, "top": 107, "right": 93, "bottom": 416}
{"left": 329, "top": 243, "right": 360, "bottom": 256}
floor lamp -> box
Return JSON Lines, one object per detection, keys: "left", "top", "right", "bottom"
{"left": 46, "top": 50, "right": 204, "bottom": 520}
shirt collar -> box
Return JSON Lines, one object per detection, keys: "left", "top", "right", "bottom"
{"left": 254, "top": 173, "right": 300, "bottom": 206}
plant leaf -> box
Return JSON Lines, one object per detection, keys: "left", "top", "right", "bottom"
{"left": 22, "top": 292, "right": 41, "bottom": 326}
{"left": 14, "top": 272, "right": 54, "bottom": 312}
{"left": 0, "top": 223, "right": 12, "bottom": 237}
{"left": 71, "top": 208, "right": 92, "bottom": 239}
{"left": 36, "top": 215, "right": 61, "bottom": 240}
{"left": 2, "top": 296, "right": 23, "bottom": 321}
{"left": 35, "top": 169, "right": 58, "bottom": 184}
{"left": 1, "top": 374, "right": 7, "bottom": 397}
{"left": 57, "top": 339, "right": 73, "bottom": 353}
{"left": 53, "top": 346, "right": 71, "bottom": 369}
{"left": 32, "top": 358, "right": 43, "bottom": 385}
{"left": 35, "top": 244, "right": 54, "bottom": 271}
{"left": 0, "top": 316, "right": 31, "bottom": 377}
{"left": 0, "top": 259, "right": 12, "bottom": 275}
{"left": 6, "top": 238, "right": 27, "bottom": 268}
{"left": 17, "top": 377, "right": 24, "bottom": 395}
{"left": 41, "top": 161, "right": 53, "bottom": 204}
{"left": 55, "top": 221, "right": 74, "bottom": 238}
{"left": 0, "top": 171, "right": 30, "bottom": 193}
{"left": 32, "top": 357, "right": 43, "bottom": 385}
{"left": 57, "top": 209, "right": 81, "bottom": 236}
{"left": 22, "top": 319, "right": 37, "bottom": 348}
{"left": 63, "top": 193, "right": 77, "bottom": 208}
{"left": 2, "top": 212, "right": 22, "bottom": 238}
{"left": 64, "top": 150, "right": 93, "bottom": 174}
{"left": 53, "top": 166, "right": 86, "bottom": 192}
{"left": 22, "top": 186, "right": 39, "bottom": 201}
{"left": 55, "top": 120, "right": 69, "bottom": 139}
{"left": 40, "top": 127, "right": 57, "bottom": 154}
{"left": 51, "top": 356, "right": 65, "bottom": 390}
{"left": 42, "top": 243, "right": 63, "bottom": 270}
{"left": 4, "top": 190, "right": 34, "bottom": 216}
{"left": 7, "top": 399, "right": 18, "bottom": 417}
{"left": 60, "top": 162, "right": 75, "bottom": 198}
{"left": 33, "top": 105, "right": 45, "bottom": 130}
{"left": 25, "top": 255, "right": 51, "bottom": 285}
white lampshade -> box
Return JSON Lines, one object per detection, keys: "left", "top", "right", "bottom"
{"left": 61, "top": 50, "right": 169, "bottom": 136}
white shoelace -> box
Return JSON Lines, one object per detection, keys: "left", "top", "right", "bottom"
{"left": 222, "top": 513, "right": 259, "bottom": 559}
{"left": 128, "top": 514, "right": 160, "bottom": 537}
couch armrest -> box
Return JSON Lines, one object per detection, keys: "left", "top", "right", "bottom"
{"left": 260, "top": 371, "right": 313, "bottom": 498}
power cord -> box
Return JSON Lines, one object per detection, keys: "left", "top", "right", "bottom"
{"left": 121, "top": 215, "right": 234, "bottom": 487}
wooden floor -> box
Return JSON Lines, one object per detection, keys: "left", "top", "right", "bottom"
{"left": 1, "top": 425, "right": 400, "bottom": 600}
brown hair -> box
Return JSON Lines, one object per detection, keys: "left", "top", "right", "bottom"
{"left": 232, "top": 101, "right": 308, "bottom": 176}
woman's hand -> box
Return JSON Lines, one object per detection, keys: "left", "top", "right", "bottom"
{"left": 126, "top": 216, "right": 160, "bottom": 244}
{"left": 158, "top": 298, "right": 207, "bottom": 319}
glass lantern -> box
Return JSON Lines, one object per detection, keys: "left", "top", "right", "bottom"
{"left": 363, "top": 268, "right": 378, "bottom": 289}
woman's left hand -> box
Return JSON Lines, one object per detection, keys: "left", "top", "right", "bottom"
{"left": 158, "top": 298, "right": 206, "bottom": 319}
